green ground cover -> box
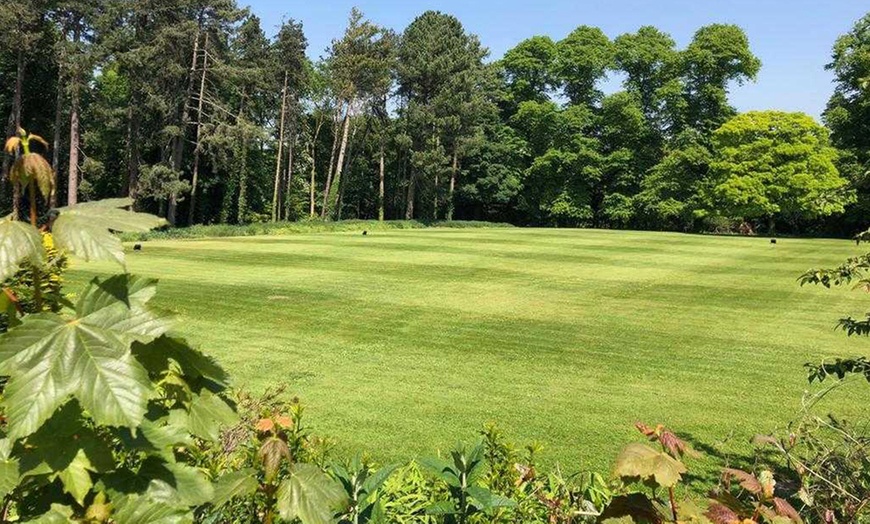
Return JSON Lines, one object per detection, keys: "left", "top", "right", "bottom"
{"left": 69, "top": 227, "right": 870, "bottom": 475}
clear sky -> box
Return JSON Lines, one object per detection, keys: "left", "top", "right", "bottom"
{"left": 245, "top": 0, "right": 868, "bottom": 119}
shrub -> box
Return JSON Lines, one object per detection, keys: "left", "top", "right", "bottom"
{"left": 0, "top": 129, "right": 239, "bottom": 521}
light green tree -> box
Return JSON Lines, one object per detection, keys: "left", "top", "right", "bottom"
{"left": 709, "top": 111, "right": 852, "bottom": 230}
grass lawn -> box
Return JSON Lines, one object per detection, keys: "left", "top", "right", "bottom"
{"left": 69, "top": 227, "right": 870, "bottom": 476}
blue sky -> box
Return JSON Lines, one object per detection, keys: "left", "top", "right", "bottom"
{"left": 246, "top": 0, "right": 867, "bottom": 119}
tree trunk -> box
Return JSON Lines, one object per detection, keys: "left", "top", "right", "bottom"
{"left": 169, "top": 30, "right": 201, "bottom": 226}
{"left": 309, "top": 119, "right": 324, "bottom": 218}
{"left": 336, "top": 122, "right": 362, "bottom": 221}
{"left": 284, "top": 130, "right": 295, "bottom": 220}
{"left": 51, "top": 73, "right": 63, "bottom": 209}
{"left": 378, "top": 143, "right": 385, "bottom": 221}
{"left": 271, "top": 72, "right": 288, "bottom": 222}
{"left": 433, "top": 172, "right": 439, "bottom": 220}
{"left": 323, "top": 103, "right": 351, "bottom": 219}
{"left": 320, "top": 103, "right": 343, "bottom": 218}
{"left": 236, "top": 131, "right": 248, "bottom": 223}
{"left": 188, "top": 32, "right": 209, "bottom": 225}
{"left": 125, "top": 100, "right": 141, "bottom": 202}
{"left": 4, "top": 49, "right": 25, "bottom": 219}
{"left": 229, "top": 94, "right": 247, "bottom": 224}
{"left": 447, "top": 149, "right": 458, "bottom": 221}
{"left": 67, "top": 88, "right": 80, "bottom": 206}
{"left": 405, "top": 171, "right": 416, "bottom": 220}
{"left": 67, "top": 25, "right": 82, "bottom": 206}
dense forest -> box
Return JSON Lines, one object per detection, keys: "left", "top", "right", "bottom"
{"left": 2, "top": 1, "right": 868, "bottom": 235}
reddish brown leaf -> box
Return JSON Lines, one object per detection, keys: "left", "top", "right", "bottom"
{"left": 660, "top": 430, "right": 689, "bottom": 457}
{"left": 255, "top": 418, "right": 275, "bottom": 433}
{"left": 723, "top": 468, "right": 763, "bottom": 495}
{"left": 258, "top": 437, "right": 290, "bottom": 482}
{"left": 773, "top": 497, "right": 803, "bottom": 524}
{"left": 704, "top": 502, "right": 741, "bottom": 524}
{"left": 635, "top": 422, "right": 656, "bottom": 437}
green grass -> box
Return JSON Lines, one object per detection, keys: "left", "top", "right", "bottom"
{"left": 69, "top": 227, "right": 870, "bottom": 476}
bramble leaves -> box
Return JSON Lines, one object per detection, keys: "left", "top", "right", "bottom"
{"left": 0, "top": 219, "right": 44, "bottom": 282}
{"left": 276, "top": 463, "right": 348, "bottom": 524}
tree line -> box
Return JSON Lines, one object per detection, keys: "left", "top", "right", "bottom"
{"left": 1, "top": 1, "right": 868, "bottom": 235}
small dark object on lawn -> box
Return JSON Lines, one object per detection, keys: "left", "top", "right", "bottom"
{"left": 362, "top": 230, "right": 368, "bottom": 236}
{"left": 770, "top": 239, "right": 777, "bottom": 245}
{"left": 133, "top": 244, "right": 143, "bottom": 251}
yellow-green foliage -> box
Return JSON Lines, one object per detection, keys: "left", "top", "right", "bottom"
{"left": 0, "top": 232, "right": 68, "bottom": 331}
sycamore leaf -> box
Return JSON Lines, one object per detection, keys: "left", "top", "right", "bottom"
{"left": 772, "top": 498, "right": 802, "bottom": 524}
{"left": 139, "top": 458, "right": 214, "bottom": 507}
{"left": 705, "top": 502, "right": 740, "bottom": 524}
{"left": 23, "top": 504, "right": 76, "bottom": 523}
{"left": 0, "top": 456, "right": 19, "bottom": 499}
{"left": 52, "top": 214, "right": 125, "bottom": 266}
{"left": 185, "top": 390, "right": 238, "bottom": 441}
{"left": 0, "top": 314, "right": 151, "bottom": 439}
{"left": 614, "top": 443, "right": 686, "bottom": 488}
{"left": 722, "top": 468, "right": 763, "bottom": 495}
{"left": 17, "top": 402, "right": 111, "bottom": 477}
{"left": 56, "top": 449, "right": 94, "bottom": 506}
{"left": 212, "top": 469, "right": 258, "bottom": 508}
{"left": 0, "top": 219, "right": 44, "bottom": 282}
{"left": 52, "top": 198, "right": 166, "bottom": 267}
{"left": 276, "top": 463, "right": 348, "bottom": 524}
{"left": 259, "top": 437, "right": 291, "bottom": 483}
{"left": 112, "top": 493, "right": 193, "bottom": 524}
{"left": 133, "top": 417, "right": 193, "bottom": 461}
{"left": 77, "top": 275, "right": 173, "bottom": 343}
{"left": 55, "top": 199, "right": 167, "bottom": 232}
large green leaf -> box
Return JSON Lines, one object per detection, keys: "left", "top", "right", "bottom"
{"left": 184, "top": 390, "right": 238, "bottom": 441}
{"left": 55, "top": 199, "right": 167, "bottom": 232}
{"left": 0, "top": 455, "right": 20, "bottom": 500}
{"left": 23, "top": 504, "right": 75, "bottom": 523}
{"left": 56, "top": 449, "right": 94, "bottom": 505}
{"left": 77, "top": 275, "right": 173, "bottom": 343}
{"left": 138, "top": 458, "right": 214, "bottom": 507}
{"left": 276, "top": 463, "right": 348, "bottom": 524}
{"left": 52, "top": 199, "right": 166, "bottom": 267}
{"left": 212, "top": 468, "right": 258, "bottom": 508}
{"left": 133, "top": 417, "right": 193, "bottom": 461}
{"left": 0, "top": 219, "right": 43, "bottom": 282}
{"left": 0, "top": 314, "right": 151, "bottom": 439}
{"left": 613, "top": 443, "right": 686, "bottom": 488}
{"left": 112, "top": 492, "right": 194, "bottom": 524}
